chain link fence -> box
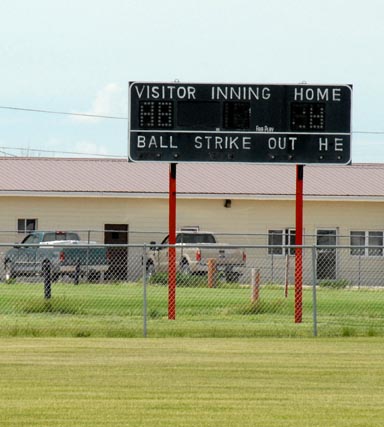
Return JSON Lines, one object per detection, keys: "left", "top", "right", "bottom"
{"left": 0, "top": 228, "right": 364, "bottom": 246}
{"left": 0, "top": 239, "right": 383, "bottom": 338}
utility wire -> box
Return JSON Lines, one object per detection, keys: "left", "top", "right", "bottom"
{"left": 0, "top": 146, "right": 125, "bottom": 158}
{"left": 0, "top": 150, "right": 17, "bottom": 157}
{"left": 0, "top": 105, "right": 127, "bottom": 120}
{"left": 353, "top": 131, "right": 384, "bottom": 134}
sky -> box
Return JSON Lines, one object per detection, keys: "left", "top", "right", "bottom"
{"left": 0, "top": 0, "right": 383, "bottom": 162}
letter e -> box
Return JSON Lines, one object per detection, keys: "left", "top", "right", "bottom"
{"left": 334, "top": 138, "right": 343, "bottom": 151}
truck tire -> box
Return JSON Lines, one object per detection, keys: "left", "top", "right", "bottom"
{"left": 179, "top": 259, "right": 191, "bottom": 275}
{"left": 146, "top": 261, "right": 155, "bottom": 277}
{"left": 41, "top": 261, "right": 60, "bottom": 282}
{"left": 225, "top": 270, "right": 240, "bottom": 283}
{"left": 4, "top": 261, "right": 15, "bottom": 281}
{"left": 51, "top": 273, "right": 60, "bottom": 282}
{"left": 87, "top": 270, "right": 101, "bottom": 282}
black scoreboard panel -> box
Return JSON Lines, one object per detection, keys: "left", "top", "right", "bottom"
{"left": 129, "top": 83, "right": 352, "bottom": 164}
{"left": 177, "top": 101, "right": 221, "bottom": 129}
{"left": 223, "top": 102, "right": 251, "bottom": 130}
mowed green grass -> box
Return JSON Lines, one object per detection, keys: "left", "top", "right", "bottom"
{"left": 1, "top": 338, "right": 384, "bottom": 426}
{"left": 1, "top": 282, "right": 384, "bottom": 337}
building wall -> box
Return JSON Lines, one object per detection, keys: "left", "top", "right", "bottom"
{"left": 0, "top": 196, "right": 168, "bottom": 243}
{"left": 0, "top": 195, "right": 383, "bottom": 243}
{"left": 0, "top": 194, "right": 383, "bottom": 285}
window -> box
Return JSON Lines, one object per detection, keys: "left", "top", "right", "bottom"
{"left": 350, "top": 231, "right": 383, "bottom": 257}
{"left": 176, "top": 233, "right": 216, "bottom": 244}
{"left": 22, "top": 234, "right": 39, "bottom": 245}
{"left": 268, "top": 229, "right": 296, "bottom": 255}
{"left": 368, "top": 232, "right": 383, "bottom": 257}
{"left": 268, "top": 230, "right": 283, "bottom": 255}
{"left": 17, "top": 218, "right": 37, "bottom": 233}
{"left": 350, "top": 231, "right": 365, "bottom": 256}
{"left": 287, "top": 229, "right": 296, "bottom": 255}
{"left": 42, "top": 232, "right": 79, "bottom": 242}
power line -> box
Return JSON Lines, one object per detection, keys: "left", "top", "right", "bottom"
{"left": 353, "top": 131, "right": 384, "bottom": 134}
{"left": 0, "top": 146, "right": 125, "bottom": 158}
{"left": 0, "top": 150, "right": 17, "bottom": 157}
{"left": 0, "top": 105, "right": 127, "bottom": 120}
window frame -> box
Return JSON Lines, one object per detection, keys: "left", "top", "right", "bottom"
{"left": 368, "top": 231, "right": 383, "bottom": 257}
{"left": 268, "top": 228, "right": 296, "bottom": 256}
{"left": 350, "top": 231, "right": 365, "bottom": 256}
{"left": 268, "top": 230, "right": 283, "bottom": 255}
{"left": 17, "top": 218, "right": 38, "bottom": 234}
{"left": 350, "top": 230, "right": 383, "bottom": 257}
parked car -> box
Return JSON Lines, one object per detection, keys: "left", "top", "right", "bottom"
{"left": 146, "top": 230, "right": 246, "bottom": 282}
{"left": 4, "top": 231, "right": 109, "bottom": 282}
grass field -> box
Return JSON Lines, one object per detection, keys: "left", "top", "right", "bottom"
{"left": 1, "top": 337, "right": 384, "bottom": 426}
{"left": 1, "top": 281, "right": 384, "bottom": 338}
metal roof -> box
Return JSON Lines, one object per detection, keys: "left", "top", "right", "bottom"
{"left": 0, "top": 157, "right": 383, "bottom": 200}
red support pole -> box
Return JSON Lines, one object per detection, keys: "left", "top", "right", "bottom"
{"left": 295, "top": 165, "right": 304, "bottom": 323}
{"left": 168, "top": 163, "right": 177, "bottom": 320}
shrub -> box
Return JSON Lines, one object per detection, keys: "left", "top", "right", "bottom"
{"left": 318, "top": 279, "right": 350, "bottom": 289}
{"left": 342, "top": 326, "right": 356, "bottom": 337}
{"left": 20, "top": 297, "right": 85, "bottom": 315}
{"left": 149, "top": 272, "right": 225, "bottom": 288}
{"left": 238, "top": 299, "right": 289, "bottom": 315}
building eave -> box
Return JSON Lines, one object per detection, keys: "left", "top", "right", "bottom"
{"left": 0, "top": 190, "right": 383, "bottom": 203}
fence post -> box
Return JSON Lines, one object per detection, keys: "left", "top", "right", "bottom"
{"left": 311, "top": 246, "right": 318, "bottom": 337}
{"left": 284, "top": 254, "right": 290, "bottom": 298}
{"left": 43, "top": 261, "right": 51, "bottom": 300}
{"left": 74, "top": 259, "right": 81, "bottom": 285}
{"left": 358, "top": 254, "right": 362, "bottom": 289}
{"left": 86, "top": 231, "right": 90, "bottom": 279}
{"left": 207, "top": 258, "right": 217, "bottom": 288}
{"left": 142, "top": 245, "right": 148, "bottom": 338}
{"left": 251, "top": 268, "right": 260, "bottom": 303}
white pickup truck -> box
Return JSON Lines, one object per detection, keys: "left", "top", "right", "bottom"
{"left": 146, "top": 230, "right": 246, "bottom": 282}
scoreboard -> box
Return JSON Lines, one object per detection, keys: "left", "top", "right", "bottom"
{"left": 128, "top": 82, "right": 352, "bottom": 164}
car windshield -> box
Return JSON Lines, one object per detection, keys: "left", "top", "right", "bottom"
{"left": 22, "top": 234, "right": 39, "bottom": 245}
{"left": 42, "top": 232, "right": 79, "bottom": 242}
{"left": 176, "top": 233, "right": 216, "bottom": 244}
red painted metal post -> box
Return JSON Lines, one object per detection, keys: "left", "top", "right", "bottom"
{"left": 168, "top": 163, "right": 177, "bottom": 320}
{"left": 295, "top": 165, "right": 304, "bottom": 323}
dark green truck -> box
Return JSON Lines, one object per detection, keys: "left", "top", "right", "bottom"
{"left": 4, "top": 231, "right": 109, "bottom": 281}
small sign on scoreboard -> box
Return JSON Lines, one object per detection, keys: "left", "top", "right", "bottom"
{"left": 128, "top": 82, "right": 352, "bottom": 164}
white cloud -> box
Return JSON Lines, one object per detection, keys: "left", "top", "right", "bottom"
{"left": 72, "top": 83, "right": 126, "bottom": 123}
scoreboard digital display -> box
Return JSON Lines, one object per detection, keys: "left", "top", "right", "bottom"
{"left": 139, "top": 101, "right": 174, "bottom": 128}
{"left": 128, "top": 82, "right": 352, "bottom": 164}
{"left": 290, "top": 103, "right": 326, "bottom": 131}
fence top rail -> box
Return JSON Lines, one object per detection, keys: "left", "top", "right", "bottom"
{"left": 140, "top": 243, "right": 384, "bottom": 250}
{"left": 0, "top": 243, "right": 382, "bottom": 250}
{"left": 0, "top": 229, "right": 379, "bottom": 239}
